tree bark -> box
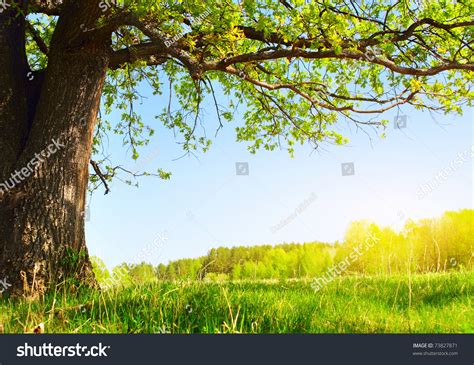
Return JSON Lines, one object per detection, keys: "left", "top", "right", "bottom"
{"left": 0, "top": 1, "right": 109, "bottom": 297}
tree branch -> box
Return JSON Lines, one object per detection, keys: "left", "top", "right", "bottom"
{"left": 90, "top": 160, "right": 111, "bottom": 195}
{"left": 25, "top": 21, "right": 49, "bottom": 56}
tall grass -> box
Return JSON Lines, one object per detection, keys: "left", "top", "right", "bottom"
{"left": 1, "top": 272, "right": 472, "bottom": 334}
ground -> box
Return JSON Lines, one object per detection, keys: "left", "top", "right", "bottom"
{"left": 1, "top": 272, "right": 472, "bottom": 334}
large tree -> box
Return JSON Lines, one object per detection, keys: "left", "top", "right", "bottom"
{"left": 0, "top": 0, "right": 472, "bottom": 296}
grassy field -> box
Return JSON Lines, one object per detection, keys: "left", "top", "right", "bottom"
{"left": 1, "top": 272, "right": 472, "bottom": 334}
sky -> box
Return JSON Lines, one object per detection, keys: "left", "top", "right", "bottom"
{"left": 85, "top": 81, "right": 473, "bottom": 270}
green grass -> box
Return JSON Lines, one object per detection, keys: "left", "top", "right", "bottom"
{"left": 1, "top": 272, "right": 473, "bottom": 333}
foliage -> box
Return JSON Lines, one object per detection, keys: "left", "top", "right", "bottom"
{"left": 101, "top": 209, "right": 473, "bottom": 284}
{"left": 23, "top": 0, "right": 474, "bottom": 190}
{"left": 335, "top": 209, "right": 473, "bottom": 274}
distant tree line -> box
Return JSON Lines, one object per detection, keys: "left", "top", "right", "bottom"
{"left": 92, "top": 210, "right": 473, "bottom": 286}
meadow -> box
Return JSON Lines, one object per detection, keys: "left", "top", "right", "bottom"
{"left": 1, "top": 272, "right": 472, "bottom": 334}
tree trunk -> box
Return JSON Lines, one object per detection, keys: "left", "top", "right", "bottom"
{"left": 0, "top": 1, "right": 109, "bottom": 297}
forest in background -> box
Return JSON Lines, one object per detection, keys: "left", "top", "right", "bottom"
{"left": 92, "top": 209, "right": 473, "bottom": 286}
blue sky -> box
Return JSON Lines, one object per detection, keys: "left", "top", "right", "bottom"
{"left": 86, "top": 83, "right": 473, "bottom": 269}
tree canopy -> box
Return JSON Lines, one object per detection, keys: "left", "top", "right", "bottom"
{"left": 23, "top": 0, "right": 474, "bottom": 188}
